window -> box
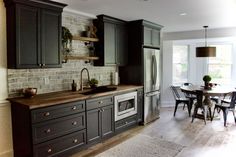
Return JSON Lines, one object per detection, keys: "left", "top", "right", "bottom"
{"left": 208, "top": 44, "right": 233, "bottom": 84}
{"left": 173, "top": 45, "right": 189, "bottom": 84}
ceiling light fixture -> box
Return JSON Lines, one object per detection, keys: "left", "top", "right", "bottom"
{"left": 179, "top": 13, "right": 187, "bottom": 16}
{"left": 196, "top": 26, "right": 216, "bottom": 57}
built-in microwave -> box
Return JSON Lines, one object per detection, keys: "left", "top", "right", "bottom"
{"left": 114, "top": 91, "right": 137, "bottom": 121}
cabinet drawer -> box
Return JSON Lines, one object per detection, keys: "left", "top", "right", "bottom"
{"left": 31, "top": 101, "right": 85, "bottom": 123}
{"left": 32, "top": 113, "right": 85, "bottom": 144}
{"left": 86, "top": 96, "right": 113, "bottom": 110}
{"left": 33, "top": 129, "right": 86, "bottom": 157}
{"left": 115, "top": 115, "right": 137, "bottom": 131}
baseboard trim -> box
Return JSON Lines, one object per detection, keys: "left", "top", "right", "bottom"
{"left": 0, "top": 149, "right": 13, "bottom": 157}
{"left": 0, "top": 100, "right": 9, "bottom": 107}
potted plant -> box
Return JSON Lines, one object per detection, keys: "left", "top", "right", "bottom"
{"left": 62, "top": 26, "right": 73, "bottom": 56}
{"left": 203, "top": 75, "right": 212, "bottom": 89}
{"left": 89, "top": 78, "right": 98, "bottom": 89}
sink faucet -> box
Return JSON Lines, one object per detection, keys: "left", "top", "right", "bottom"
{"left": 80, "top": 68, "right": 90, "bottom": 91}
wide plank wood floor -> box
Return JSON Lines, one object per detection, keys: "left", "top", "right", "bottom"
{"left": 72, "top": 107, "right": 236, "bottom": 157}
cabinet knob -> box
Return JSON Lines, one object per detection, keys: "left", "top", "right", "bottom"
{"left": 44, "top": 112, "right": 50, "bottom": 117}
{"left": 45, "top": 129, "right": 51, "bottom": 133}
{"left": 38, "top": 63, "right": 42, "bottom": 66}
{"left": 99, "top": 101, "right": 103, "bottom": 104}
{"left": 72, "top": 121, "right": 77, "bottom": 125}
{"left": 125, "top": 121, "right": 128, "bottom": 124}
{"left": 73, "top": 139, "right": 78, "bottom": 143}
{"left": 102, "top": 109, "right": 104, "bottom": 112}
{"left": 42, "top": 64, "right": 46, "bottom": 66}
{"left": 47, "top": 148, "right": 52, "bottom": 153}
{"left": 72, "top": 106, "right": 77, "bottom": 110}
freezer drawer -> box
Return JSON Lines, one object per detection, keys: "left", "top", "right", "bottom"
{"left": 144, "top": 91, "right": 160, "bottom": 124}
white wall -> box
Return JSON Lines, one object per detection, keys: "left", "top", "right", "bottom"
{"left": 161, "top": 27, "right": 236, "bottom": 107}
{"left": 0, "top": 0, "right": 13, "bottom": 156}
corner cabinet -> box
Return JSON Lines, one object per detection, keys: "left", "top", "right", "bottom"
{"left": 93, "top": 15, "right": 128, "bottom": 66}
{"left": 4, "top": 0, "right": 67, "bottom": 69}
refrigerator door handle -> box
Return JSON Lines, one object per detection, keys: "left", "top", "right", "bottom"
{"left": 152, "top": 55, "right": 157, "bottom": 86}
{"left": 146, "top": 91, "right": 160, "bottom": 97}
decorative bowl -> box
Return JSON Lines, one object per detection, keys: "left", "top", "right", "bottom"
{"left": 22, "top": 88, "right": 37, "bottom": 98}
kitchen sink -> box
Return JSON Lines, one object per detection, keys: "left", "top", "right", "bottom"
{"left": 81, "top": 86, "right": 117, "bottom": 95}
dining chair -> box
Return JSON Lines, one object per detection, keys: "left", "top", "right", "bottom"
{"left": 192, "top": 90, "right": 212, "bottom": 124}
{"left": 211, "top": 92, "right": 236, "bottom": 126}
{"left": 170, "top": 86, "right": 191, "bottom": 117}
{"left": 182, "top": 83, "right": 196, "bottom": 110}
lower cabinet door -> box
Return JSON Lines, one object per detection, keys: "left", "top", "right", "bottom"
{"left": 86, "top": 108, "right": 101, "bottom": 144}
{"left": 33, "top": 129, "right": 86, "bottom": 157}
{"left": 101, "top": 105, "right": 114, "bottom": 138}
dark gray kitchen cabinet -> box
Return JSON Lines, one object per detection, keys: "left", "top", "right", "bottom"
{"left": 10, "top": 100, "right": 86, "bottom": 157}
{"left": 86, "top": 96, "right": 114, "bottom": 144}
{"left": 137, "top": 88, "right": 144, "bottom": 123}
{"left": 144, "top": 26, "right": 161, "bottom": 48}
{"left": 94, "top": 15, "right": 128, "bottom": 66}
{"left": 4, "top": 0, "right": 66, "bottom": 69}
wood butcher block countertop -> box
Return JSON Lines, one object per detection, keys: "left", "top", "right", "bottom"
{"left": 8, "top": 85, "right": 143, "bottom": 109}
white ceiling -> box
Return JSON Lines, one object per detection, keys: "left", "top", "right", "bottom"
{"left": 53, "top": 0, "right": 236, "bottom": 32}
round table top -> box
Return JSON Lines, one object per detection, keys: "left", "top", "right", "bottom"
{"left": 180, "top": 85, "right": 236, "bottom": 96}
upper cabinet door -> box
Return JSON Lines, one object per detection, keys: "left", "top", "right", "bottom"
{"left": 104, "top": 22, "right": 116, "bottom": 65}
{"left": 151, "top": 29, "right": 160, "bottom": 47}
{"left": 116, "top": 24, "right": 128, "bottom": 66}
{"left": 15, "top": 5, "right": 40, "bottom": 68}
{"left": 4, "top": 0, "right": 66, "bottom": 69}
{"left": 143, "top": 26, "right": 161, "bottom": 48}
{"left": 41, "top": 10, "right": 62, "bottom": 68}
{"left": 143, "top": 26, "right": 152, "bottom": 46}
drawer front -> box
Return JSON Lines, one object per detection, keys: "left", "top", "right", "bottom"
{"left": 31, "top": 101, "right": 85, "bottom": 123}
{"left": 33, "top": 129, "right": 86, "bottom": 157}
{"left": 115, "top": 115, "right": 137, "bottom": 131}
{"left": 86, "top": 96, "right": 113, "bottom": 110}
{"left": 32, "top": 113, "right": 85, "bottom": 144}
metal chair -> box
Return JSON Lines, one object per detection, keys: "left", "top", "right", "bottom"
{"left": 170, "top": 86, "right": 191, "bottom": 117}
{"left": 192, "top": 90, "right": 212, "bottom": 124}
{"left": 211, "top": 92, "right": 236, "bottom": 126}
{"left": 182, "top": 83, "right": 196, "bottom": 111}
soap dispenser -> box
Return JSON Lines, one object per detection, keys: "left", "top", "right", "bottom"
{"left": 71, "top": 80, "right": 77, "bottom": 91}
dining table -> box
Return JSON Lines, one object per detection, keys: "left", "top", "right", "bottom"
{"left": 180, "top": 84, "right": 235, "bottom": 108}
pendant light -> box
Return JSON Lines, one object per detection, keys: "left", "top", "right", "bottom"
{"left": 196, "top": 26, "right": 216, "bottom": 57}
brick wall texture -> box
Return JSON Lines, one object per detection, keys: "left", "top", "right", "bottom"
{"left": 7, "top": 12, "right": 116, "bottom": 97}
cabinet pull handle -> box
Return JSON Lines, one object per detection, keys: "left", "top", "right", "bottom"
{"left": 73, "top": 139, "right": 78, "bottom": 143}
{"left": 72, "top": 106, "right": 77, "bottom": 110}
{"left": 72, "top": 121, "right": 77, "bottom": 125}
{"left": 45, "top": 129, "right": 51, "bottom": 133}
{"left": 47, "top": 148, "right": 52, "bottom": 153}
{"left": 42, "top": 64, "right": 46, "bottom": 66}
{"left": 44, "top": 112, "right": 50, "bottom": 117}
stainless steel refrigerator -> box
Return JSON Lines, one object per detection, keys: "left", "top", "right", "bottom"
{"left": 143, "top": 48, "right": 161, "bottom": 124}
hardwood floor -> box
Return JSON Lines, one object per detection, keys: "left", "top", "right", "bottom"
{"left": 72, "top": 107, "right": 236, "bottom": 157}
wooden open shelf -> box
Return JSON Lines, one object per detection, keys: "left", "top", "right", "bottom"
{"left": 72, "top": 36, "right": 99, "bottom": 42}
{"left": 63, "top": 55, "right": 99, "bottom": 61}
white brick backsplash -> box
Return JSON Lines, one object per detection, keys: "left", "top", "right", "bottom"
{"left": 7, "top": 13, "right": 116, "bottom": 97}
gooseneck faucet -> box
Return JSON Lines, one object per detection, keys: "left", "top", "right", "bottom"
{"left": 80, "top": 68, "right": 90, "bottom": 91}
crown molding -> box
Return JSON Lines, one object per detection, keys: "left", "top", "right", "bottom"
{"left": 63, "top": 7, "right": 96, "bottom": 19}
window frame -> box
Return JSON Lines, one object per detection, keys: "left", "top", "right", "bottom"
{"left": 206, "top": 42, "right": 234, "bottom": 85}
{"left": 172, "top": 44, "right": 190, "bottom": 85}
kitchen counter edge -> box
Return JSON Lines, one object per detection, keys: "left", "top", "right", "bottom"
{"left": 7, "top": 85, "right": 143, "bottom": 109}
